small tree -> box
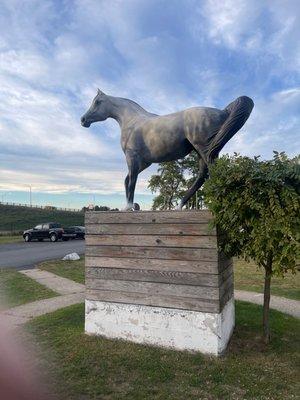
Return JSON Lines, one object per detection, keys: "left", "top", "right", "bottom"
{"left": 203, "top": 152, "right": 300, "bottom": 343}
{"left": 181, "top": 151, "right": 205, "bottom": 209}
{"left": 148, "top": 161, "right": 186, "bottom": 210}
{"left": 148, "top": 151, "right": 204, "bottom": 210}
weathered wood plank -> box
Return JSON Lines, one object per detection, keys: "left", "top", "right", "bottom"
{"left": 220, "top": 284, "right": 234, "bottom": 311}
{"left": 85, "top": 256, "right": 220, "bottom": 274}
{"left": 85, "top": 210, "right": 234, "bottom": 314}
{"left": 86, "top": 266, "right": 221, "bottom": 287}
{"left": 218, "top": 264, "right": 233, "bottom": 285}
{"left": 85, "top": 234, "right": 217, "bottom": 249}
{"left": 218, "top": 253, "right": 233, "bottom": 272}
{"left": 85, "top": 210, "right": 212, "bottom": 224}
{"left": 86, "top": 289, "right": 220, "bottom": 313}
{"left": 219, "top": 273, "right": 234, "bottom": 299}
{"left": 85, "top": 278, "right": 220, "bottom": 300}
{"left": 86, "top": 245, "right": 218, "bottom": 261}
{"left": 86, "top": 223, "right": 216, "bottom": 236}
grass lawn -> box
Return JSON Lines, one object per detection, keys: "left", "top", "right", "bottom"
{"left": 0, "top": 235, "right": 23, "bottom": 244}
{"left": 38, "top": 258, "right": 85, "bottom": 284}
{"left": 27, "top": 301, "right": 300, "bottom": 400}
{"left": 234, "top": 258, "right": 300, "bottom": 300}
{"left": 0, "top": 269, "right": 58, "bottom": 309}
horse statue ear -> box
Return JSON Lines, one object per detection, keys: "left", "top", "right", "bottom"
{"left": 97, "top": 88, "right": 105, "bottom": 96}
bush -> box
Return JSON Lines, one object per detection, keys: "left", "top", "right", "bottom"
{"left": 203, "top": 152, "right": 300, "bottom": 343}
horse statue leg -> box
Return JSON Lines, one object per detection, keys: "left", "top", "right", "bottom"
{"left": 177, "top": 157, "right": 209, "bottom": 210}
{"left": 123, "top": 152, "right": 150, "bottom": 211}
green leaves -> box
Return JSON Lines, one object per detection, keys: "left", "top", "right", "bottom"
{"left": 148, "top": 161, "right": 187, "bottom": 210}
{"left": 203, "top": 153, "right": 300, "bottom": 277}
{"left": 148, "top": 151, "right": 204, "bottom": 210}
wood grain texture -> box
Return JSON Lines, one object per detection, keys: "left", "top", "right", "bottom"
{"left": 85, "top": 256, "right": 220, "bottom": 274}
{"left": 85, "top": 234, "right": 217, "bottom": 249}
{"left": 86, "top": 223, "right": 216, "bottom": 236}
{"left": 86, "top": 245, "right": 218, "bottom": 262}
{"left": 219, "top": 264, "right": 233, "bottom": 285}
{"left": 86, "top": 266, "right": 221, "bottom": 287}
{"left": 85, "top": 210, "right": 213, "bottom": 224}
{"left": 86, "top": 289, "right": 221, "bottom": 313}
{"left": 218, "top": 253, "right": 232, "bottom": 271}
{"left": 220, "top": 284, "right": 234, "bottom": 310}
{"left": 85, "top": 278, "right": 220, "bottom": 300}
{"left": 219, "top": 273, "right": 234, "bottom": 298}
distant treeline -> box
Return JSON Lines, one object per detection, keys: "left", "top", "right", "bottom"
{"left": 0, "top": 204, "right": 84, "bottom": 232}
{"left": 0, "top": 204, "right": 118, "bottom": 232}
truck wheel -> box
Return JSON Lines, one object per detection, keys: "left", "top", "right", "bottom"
{"left": 24, "top": 234, "right": 31, "bottom": 242}
{"left": 50, "top": 233, "right": 58, "bottom": 242}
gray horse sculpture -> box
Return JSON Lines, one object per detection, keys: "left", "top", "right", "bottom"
{"left": 81, "top": 90, "right": 254, "bottom": 210}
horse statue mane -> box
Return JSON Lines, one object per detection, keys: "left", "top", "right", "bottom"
{"left": 81, "top": 89, "right": 254, "bottom": 210}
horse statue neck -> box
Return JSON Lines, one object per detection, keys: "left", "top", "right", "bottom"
{"left": 107, "top": 96, "right": 153, "bottom": 127}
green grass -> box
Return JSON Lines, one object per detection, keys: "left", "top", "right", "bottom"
{"left": 0, "top": 269, "right": 58, "bottom": 309}
{"left": 0, "top": 204, "right": 84, "bottom": 231}
{"left": 234, "top": 258, "right": 300, "bottom": 300}
{"left": 27, "top": 301, "right": 300, "bottom": 400}
{"left": 0, "top": 235, "right": 23, "bottom": 244}
{"left": 38, "top": 258, "right": 85, "bottom": 284}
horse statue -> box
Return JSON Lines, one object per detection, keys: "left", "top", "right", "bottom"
{"left": 81, "top": 90, "right": 254, "bottom": 210}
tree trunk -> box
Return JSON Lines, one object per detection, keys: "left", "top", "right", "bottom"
{"left": 263, "top": 258, "right": 273, "bottom": 344}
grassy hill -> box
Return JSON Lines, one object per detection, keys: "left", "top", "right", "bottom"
{"left": 0, "top": 204, "right": 84, "bottom": 232}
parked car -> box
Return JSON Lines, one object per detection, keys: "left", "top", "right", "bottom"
{"left": 68, "top": 226, "right": 85, "bottom": 240}
{"left": 23, "top": 222, "right": 76, "bottom": 242}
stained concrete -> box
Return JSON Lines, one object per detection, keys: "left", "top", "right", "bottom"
{"left": 85, "top": 298, "right": 235, "bottom": 355}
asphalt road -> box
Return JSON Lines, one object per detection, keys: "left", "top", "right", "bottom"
{"left": 0, "top": 240, "right": 85, "bottom": 269}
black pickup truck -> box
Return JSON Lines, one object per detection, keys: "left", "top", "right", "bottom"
{"left": 23, "top": 222, "right": 76, "bottom": 242}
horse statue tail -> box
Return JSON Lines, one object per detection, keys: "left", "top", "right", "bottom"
{"left": 206, "top": 96, "right": 254, "bottom": 163}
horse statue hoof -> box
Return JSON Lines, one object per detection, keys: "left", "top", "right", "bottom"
{"left": 133, "top": 203, "right": 140, "bottom": 211}
{"left": 122, "top": 203, "right": 140, "bottom": 211}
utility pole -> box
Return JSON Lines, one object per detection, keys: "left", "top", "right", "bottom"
{"left": 28, "top": 185, "right": 32, "bottom": 206}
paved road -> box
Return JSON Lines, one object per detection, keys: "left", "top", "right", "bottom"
{"left": 0, "top": 240, "right": 85, "bottom": 269}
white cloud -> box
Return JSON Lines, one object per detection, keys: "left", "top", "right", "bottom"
{"left": 0, "top": 77, "right": 111, "bottom": 157}
{"left": 201, "top": 0, "right": 261, "bottom": 49}
{"left": 198, "top": 0, "right": 300, "bottom": 70}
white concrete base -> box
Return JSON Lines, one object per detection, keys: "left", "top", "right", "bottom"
{"left": 85, "top": 298, "right": 235, "bottom": 355}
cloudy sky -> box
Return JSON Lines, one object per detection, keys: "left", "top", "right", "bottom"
{"left": 0, "top": 0, "right": 299, "bottom": 209}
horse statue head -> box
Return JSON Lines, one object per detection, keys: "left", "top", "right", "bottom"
{"left": 81, "top": 89, "right": 110, "bottom": 127}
